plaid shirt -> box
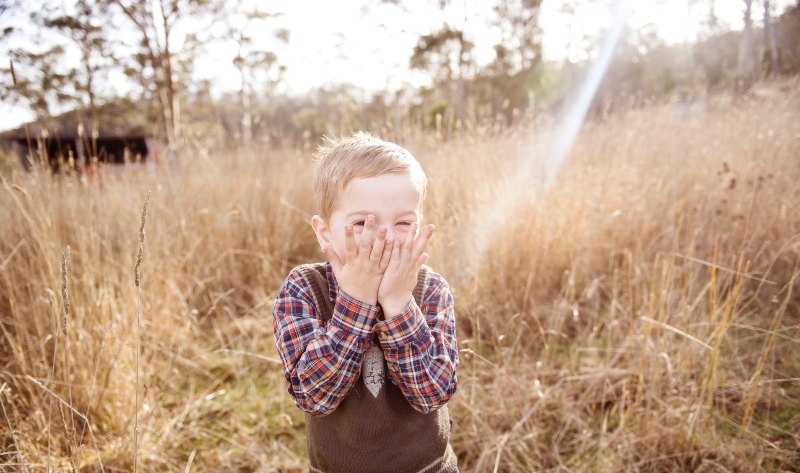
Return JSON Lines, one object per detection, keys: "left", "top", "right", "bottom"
{"left": 272, "top": 262, "right": 459, "bottom": 416}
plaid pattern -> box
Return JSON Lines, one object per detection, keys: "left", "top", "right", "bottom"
{"left": 272, "top": 262, "right": 459, "bottom": 415}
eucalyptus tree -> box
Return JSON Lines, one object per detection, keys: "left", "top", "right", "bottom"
{"left": 44, "top": 0, "right": 115, "bottom": 133}
{"left": 219, "top": 3, "right": 287, "bottom": 147}
{"left": 107, "top": 0, "right": 225, "bottom": 147}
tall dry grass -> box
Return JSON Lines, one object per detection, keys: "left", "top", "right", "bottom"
{"left": 1, "top": 79, "right": 799, "bottom": 472}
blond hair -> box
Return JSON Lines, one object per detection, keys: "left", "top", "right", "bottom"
{"left": 313, "top": 132, "right": 427, "bottom": 221}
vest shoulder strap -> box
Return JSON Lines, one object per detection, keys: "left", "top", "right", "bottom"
{"left": 294, "top": 262, "right": 334, "bottom": 321}
{"left": 412, "top": 264, "right": 431, "bottom": 308}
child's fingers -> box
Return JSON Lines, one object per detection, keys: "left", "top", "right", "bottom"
{"left": 401, "top": 223, "right": 417, "bottom": 258}
{"left": 391, "top": 235, "right": 402, "bottom": 262}
{"left": 379, "top": 236, "right": 393, "bottom": 270}
{"left": 360, "top": 215, "right": 376, "bottom": 253}
{"left": 415, "top": 252, "right": 429, "bottom": 271}
{"left": 411, "top": 224, "right": 435, "bottom": 262}
{"left": 370, "top": 225, "right": 387, "bottom": 264}
{"left": 344, "top": 225, "right": 357, "bottom": 261}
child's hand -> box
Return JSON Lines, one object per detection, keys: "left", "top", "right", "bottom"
{"left": 377, "top": 223, "right": 435, "bottom": 318}
{"left": 322, "top": 214, "right": 393, "bottom": 306}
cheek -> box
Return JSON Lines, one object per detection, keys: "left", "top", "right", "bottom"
{"left": 329, "top": 229, "right": 366, "bottom": 255}
{"left": 327, "top": 231, "right": 346, "bottom": 255}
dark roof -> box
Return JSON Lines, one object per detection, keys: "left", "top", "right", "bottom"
{"left": 0, "top": 99, "right": 153, "bottom": 140}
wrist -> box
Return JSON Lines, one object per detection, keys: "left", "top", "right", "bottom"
{"left": 340, "top": 285, "right": 378, "bottom": 307}
{"left": 380, "top": 295, "right": 412, "bottom": 319}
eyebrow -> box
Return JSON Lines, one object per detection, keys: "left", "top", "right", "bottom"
{"left": 345, "top": 210, "right": 418, "bottom": 219}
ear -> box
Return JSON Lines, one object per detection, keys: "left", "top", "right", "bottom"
{"left": 310, "top": 215, "right": 331, "bottom": 249}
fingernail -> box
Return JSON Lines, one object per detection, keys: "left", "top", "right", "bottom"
{"left": 379, "top": 226, "right": 387, "bottom": 234}
{"left": 429, "top": 224, "right": 436, "bottom": 232}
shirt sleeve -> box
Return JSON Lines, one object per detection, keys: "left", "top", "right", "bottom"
{"left": 272, "top": 270, "right": 380, "bottom": 416}
{"left": 373, "top": 274, "right": 459, "bottom": 414}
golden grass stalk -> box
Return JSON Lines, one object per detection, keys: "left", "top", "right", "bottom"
{"left": 739, "top": 269, "right": 797, "bottom": 434}
{"left": 0, "top": 381, "right": 28, "bottom": 472}
{"left": 133, "top": 191, "right": 150, "bottom": 473}
{"left": 61, "top": 245, "right": 79, "bottom": 472}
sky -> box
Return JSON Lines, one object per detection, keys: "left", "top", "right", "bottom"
{"left": 0, "top": 0, "right": 795, "bottom": 131}
{"left": 193, "top": 0, "right": 769, "bottom": 94}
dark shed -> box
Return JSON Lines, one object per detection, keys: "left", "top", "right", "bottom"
{"left": 0, "top": 101, "right": 164, "bottom": 172}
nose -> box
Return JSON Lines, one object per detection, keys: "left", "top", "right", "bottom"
{"left": 384, "top": 226, "right": 412, "bottom": 244}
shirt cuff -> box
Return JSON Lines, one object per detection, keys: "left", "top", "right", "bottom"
{"left": 329, "top": 289, "right": 381, "bottom": 338}
{"left": 374, "top": 299, "right": 430, "bottom": 349}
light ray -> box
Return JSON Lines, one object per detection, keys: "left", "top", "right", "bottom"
{"left": 456, "top": 0, "right": 632, "bottom": 285}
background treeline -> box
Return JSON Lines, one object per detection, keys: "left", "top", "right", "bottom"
{"left": 2, "top": 0, "right": 800, "bottom": 150}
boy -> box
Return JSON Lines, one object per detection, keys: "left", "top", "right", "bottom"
{"left": 272, "top": 132, "right": 459, "bottom": 473}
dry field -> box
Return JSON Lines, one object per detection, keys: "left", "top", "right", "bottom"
{"left": 1, "top": 79, "right": 799, "bottom": 472}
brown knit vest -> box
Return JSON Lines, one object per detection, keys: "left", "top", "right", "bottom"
{"left": 294, "top": 263, "right": 457, "bottom": 473}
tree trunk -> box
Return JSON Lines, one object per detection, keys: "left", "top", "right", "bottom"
{"left": 113, "top": 0, "right": 174, "bottom": 144}
{"left": 737, "top": 0, "right": 756, "bottom": 90}
{"left": 763, "top": 0, "right": 779, "bottom": 76}
{"left": 454, "top": 34, "right": 465, "bottom": 126}
{"left": 153, "top": 52, "right": 173, "bottom": 144}
{"left": 161, "top": 6, "right": 178, "bottom": 147}
{"left": 238, "top": 64, "right": 252, "bottom": 147}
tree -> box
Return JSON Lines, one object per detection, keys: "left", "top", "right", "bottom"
{"left": 221, "top": 4, "right": 287, "bottom": 147}
{"left": 470, "top": 0, "right": 543, "bottom": 126}
{"left": 44, "top": 0, "right": 114, "bottom": 134}
{"left": 410, "top": 27, "right": 474, "bottom": 132}
{"left": 492, "top": 0, "right": 543, "bottom": 77}
{"left": 1, "top": 1, "right": 104, "bottom": 125}
{"left": 108, "top": 0, "right": 223, "bottom": 148}
{"left": 3, "top": 46, "right": 72, "bottom": 123}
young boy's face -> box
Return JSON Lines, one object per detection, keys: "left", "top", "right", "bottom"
{"left": 312, "top": 172, "right": 422, "bottom": 263}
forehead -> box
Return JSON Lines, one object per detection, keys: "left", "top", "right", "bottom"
{"left": 338, "top": 173, "right": 421, "bottom": 215}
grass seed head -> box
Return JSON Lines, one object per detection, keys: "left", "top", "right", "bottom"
{"left": 61, "top": 246, "right": 70, "bottom": 335}
{"left": 134, "top": 191, "right": 151, "bottom": 289}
